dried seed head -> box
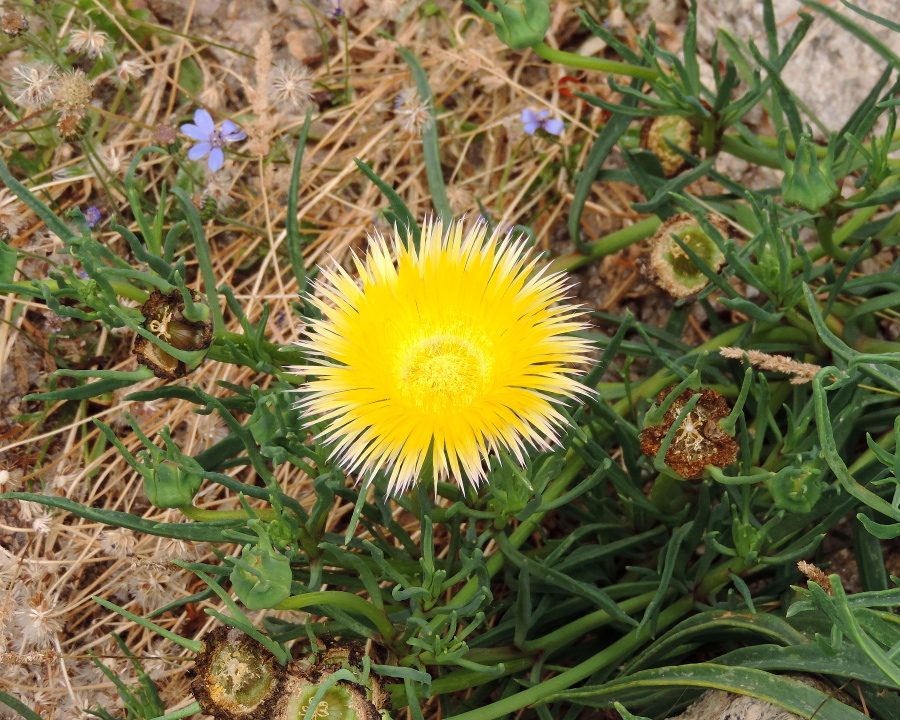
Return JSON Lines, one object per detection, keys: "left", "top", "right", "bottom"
{"left": 446, "top": 184, "right": 474, "bottom": 214}
{"left": 12, "top": 62, "right": 57, "bottom": 109}
{"left": 53, "top": 69, "right": 92, "bottom": 112}
{"left": 66, "top": 22, "right": 110, "bottom": 57}
{"left": 647, "top": 213, "right": 729, "bottom": 298}
{"left": 2, "top": 10, "right": 28, "bottom": 37}
{"left": 640, "top": 115, "right": 697, "bottom": 177}
{"left": 193, "top": 627, "right": 286, "bottom": 720}
{"left": 15, "top": 591, "right": 62, "bottom": 650}
{"left": 57, "top": 109, "right": 86, "bottom": 138}
{"left": 154, "top": 123, "right": 179, "bottom": 146}
{"left": 394, "top": 86, "right": 432, "bottom": 135}
{"left": 640, "top": 387, "right": 738, "bottom": 479}
{"left": 269, "top": 60, "right": 314, "bottom": 113}
{"left": 115, "top": 58, "right": 148, "bottom": 84}
{"left": 0, "top": 188, "right": 26, "bottom": 237}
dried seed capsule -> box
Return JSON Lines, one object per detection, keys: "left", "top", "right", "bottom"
{"left": 133, "top": 288, "right": 213, "bottom": 379}
{"left": 192, "top": 627, "right": 286, "bottom": 720}
{"left": 640, "top": 387, "right": 738, "bottom": 479}
{"left": 277, "top": 669, "right": 383, "bottom": 720}
{"left": 640, "top": 115, "right": 697, "bottom": 177}
{"left": 647, "top": 213, "right": 729, "bottom": 298}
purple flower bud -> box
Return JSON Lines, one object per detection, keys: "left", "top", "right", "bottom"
{"left": 84, "top": 205, "right": 101, "bottom": 229}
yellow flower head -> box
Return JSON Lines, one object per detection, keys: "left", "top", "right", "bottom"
{"left": 297, "top": 219, "right": 592, "bottom": 494}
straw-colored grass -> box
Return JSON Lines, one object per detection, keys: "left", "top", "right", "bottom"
{"left": 0, "top": 1, "right": 647, "bottom": 717}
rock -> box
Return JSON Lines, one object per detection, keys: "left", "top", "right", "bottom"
{"left": 695, "top": 0, "right": 900, "bottom": 132}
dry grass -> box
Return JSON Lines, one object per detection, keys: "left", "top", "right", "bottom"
{"left": 0, "top": 1, "right": 653, "bottom": 717}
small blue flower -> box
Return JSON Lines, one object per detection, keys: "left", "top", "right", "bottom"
{"left": 83, "top": 206, "right": 101, "bottom": 229}
{"left": 326, "top": 0, "right": 344, "bottom": 19}
{"left": 521, "top": 109, "right": 564, "bottom": 136}
{"left": 180, "top": 108, "right": 246, "bottom": 172}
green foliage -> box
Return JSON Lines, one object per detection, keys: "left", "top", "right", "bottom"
{"left": 5, "top": 0, "right": 900, "bottom": 718}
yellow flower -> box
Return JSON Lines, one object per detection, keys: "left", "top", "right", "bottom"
{"left": 297, "top": 219, "right": 591, "bottom": 494}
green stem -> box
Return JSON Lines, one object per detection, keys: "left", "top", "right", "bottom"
{"left": 523, "top": 590, "right": 660, "bottom": 652}
{"left": 93, "top": 596, "right": 203, "bottom": 653}
{"left": 533, "top": 42, "right": 658, "bottom": 81}
{"left": 719, "top": 133, "right": 782, "bottom": 169}
{"left": 276, "top": 591, "right": 397, "bottom": 644}
{"left": 441, "top": 455, "right": 587, "bottom": 614}
{"left": 815, "top": 213, "right": 853, "bottom": 264}
{"left": 612, "top": 324, "right": 747, "bottom": 416}
{"left": 178, "top": 505, "right": 276, "bottom": 522}
{"left": 209, "top": 330, "right": 306, "bottom": 368}
{"left": 427, "top": 658, "right": 534, "bottom": 696}
{"left": 1, "top": 278, "right": 150, "bottom": 303}
{"left": 547, "top": 216, "right": 661, "bottom": 273}
{"left": 148, "top": 701, "right": 202, "bottom": 720}
{"left": 447, "top": 597, "right": 693, "bottom": 720}
{"left": 697, "top": 556, "right": 751, "bottom": 598}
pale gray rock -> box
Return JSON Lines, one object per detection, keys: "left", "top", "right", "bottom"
{"left": 695, "top": 0, "right": 900, "bottom": 132}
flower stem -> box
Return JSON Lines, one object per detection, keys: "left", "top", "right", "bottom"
{"left": 178, "top": 505, "right": 276, "bottom": 522}
{"left": 445, "top": 596, "right": 693, "bottom": 720}
{"left": 532, "top": 42, "right": 658, "bottom": 81}
{"left": 547, "top": 216, "right": 661, "bottom": 273}
{"left": 522, "top": 590, "right": 660, "bottom": 652}
{"left": 276, "top": 591, "right": 397, "bottom": 644}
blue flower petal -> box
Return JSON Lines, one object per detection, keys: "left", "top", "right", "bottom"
{"left": 543, "top": 119, "right": 564, "bottom": 136}
{"left": 188, "top": 142, "right": 211, "bottom": 160}
{"left": 521, "top": 109, "right": 536, "bottom": 124}
{"left": 536, "top": 110, "right": 550, "bottom": 120}
{"left": 181, "top": 123, "right": 208, "bottom": 141}
{"left": 523, "top": 122, "right": 539, "bottom": 135}
{"left": 208, "top": 147, "right": 224, "bottom": 172}
{"left": 220, "top": 120, "right": 240, "bottom": 136}
{"left": 193, "top": 108, "right": 216, "bottom": 135}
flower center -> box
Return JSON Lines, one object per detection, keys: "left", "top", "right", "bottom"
{"left": 396, "top": 334, "right": 491, "bottom": 414}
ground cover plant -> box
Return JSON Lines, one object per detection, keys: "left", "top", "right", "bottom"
{"left": 2, "top": 0, "right": 900, "bottom": 719}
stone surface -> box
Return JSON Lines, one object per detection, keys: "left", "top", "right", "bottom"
{"left": 695, "top": 0, "right": 900, "bottom": 132}
{"left": 667, "top": 675, "right": 855, "bottom": 720}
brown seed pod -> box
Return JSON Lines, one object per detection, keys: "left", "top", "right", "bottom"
{"left": 133, "top": 288, "right": 213, "bottom": 379}
{"left": 192, "top": 629, "right": 392, "bottom": 720}
{"left": 646, "top": 213, "right": 730, "bottom": 299}
{"left": 192, "top": 627, "right": 286, "bottom": 720}
{"left": 640, "top": 387, "right": 738, "bottom": 479}
{"left": 275, "top": 668, "right": 384, "bottom": 720}
{"left": 639, "top": 115, "right": 698, "bottom": 177}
